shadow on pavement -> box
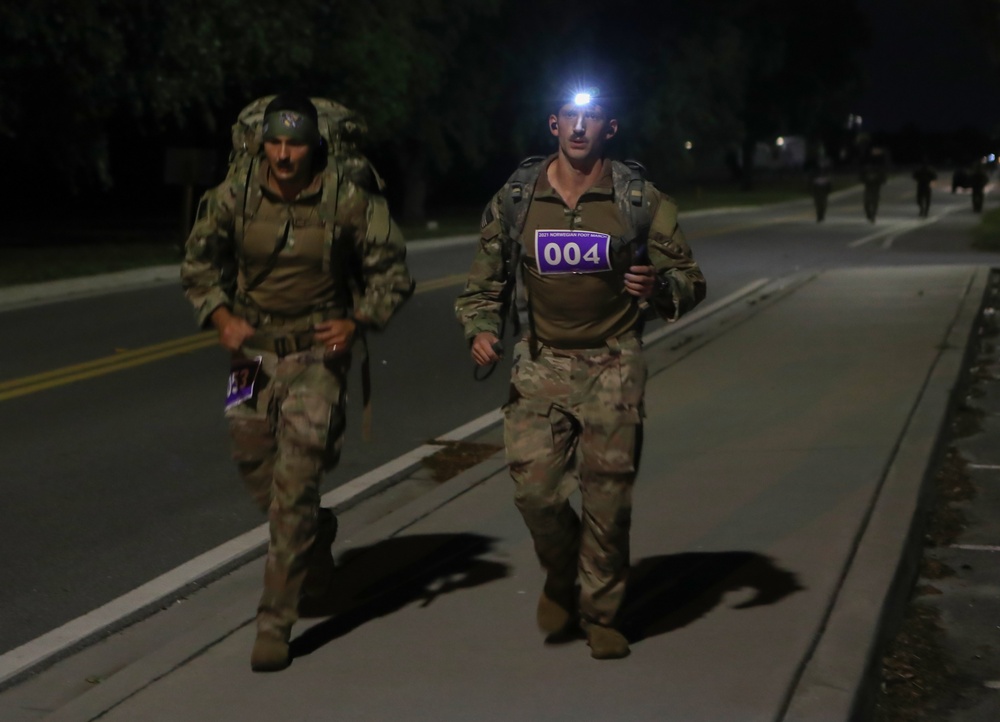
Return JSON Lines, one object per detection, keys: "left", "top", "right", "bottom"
{"left": 621, "top": 552, "right": 804, "bottom": 642}
{"left": 291, "top": 532, "right": 509, "bottom": 659}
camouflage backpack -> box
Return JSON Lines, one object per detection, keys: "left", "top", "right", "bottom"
{"left": 226, "top": 95, "right": 387, "bottom": 281}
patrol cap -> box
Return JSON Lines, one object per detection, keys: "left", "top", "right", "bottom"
{"left": 262, "top": 92, "right": 322, "bottom": 148}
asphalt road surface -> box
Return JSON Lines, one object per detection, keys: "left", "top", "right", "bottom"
{"left": 1, "top": 174, "right": 996, "bottom": 656}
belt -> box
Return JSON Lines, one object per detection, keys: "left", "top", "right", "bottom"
{"left": 533, "top": 331, "right": 638, "bottom": 352}
{"left": 246, "top": 330, "right": 320, "bottom": 357}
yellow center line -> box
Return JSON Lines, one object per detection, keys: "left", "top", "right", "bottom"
{"left": 0, "top": 333, "right": 216, "bottom": 395}
{"left": 0, "top": 272, "right": 469, "bottom": 402}
{"left": 415, "top": 273, "right": 468, "bottom": 293}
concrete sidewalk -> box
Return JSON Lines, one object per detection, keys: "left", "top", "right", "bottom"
{"left": 0, "top": 264, "right": 990, "bottom": 722}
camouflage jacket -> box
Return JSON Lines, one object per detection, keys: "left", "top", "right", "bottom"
{"left": 180, "top": 155, "right": 413, "bottom": 331}
{"left": 455, "top": 157, "right": 706, "bottom": 341}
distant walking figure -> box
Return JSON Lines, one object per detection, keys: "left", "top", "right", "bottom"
{"left": 912, "top": 163, "right": 936, "bottom": 218}
{"left": 860, "top": 163, "right": 887, "bottom": 223}
{"left": 810, "top": 171, "right": 832, "bottom": 222}
{"left": 970, "top": 162, "right": 989, "bottom": 213}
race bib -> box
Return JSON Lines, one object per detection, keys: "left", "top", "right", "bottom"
{"left": 534, "top": 230, "right": 612, "bottom": 275}
{"left": 225, "top": 356, "right": 262, "bottom": 410}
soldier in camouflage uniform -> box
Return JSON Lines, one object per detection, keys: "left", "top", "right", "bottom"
{"left": 455, "top": 83, "right": 706, "bottom": 659}
{"left": 181, "top": 93, "right": 413, "bottom": 672}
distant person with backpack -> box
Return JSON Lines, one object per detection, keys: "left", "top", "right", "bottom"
{"left": 809, "top": 169, "right": 832, "bottom": 222}
{"left": 970, "top": 161, "right": 989, "bottom": 213}
{"left": 860, "top": 162, "right": 887, "bottom": 223}
{"left": 455, "top": 79, "right": 705, "bottom": 659}
{"left": 181, "top": 93, "right": 413, "bottom": 672}
{"left": 912, "top": 161, "right": 937, "bottom": 218}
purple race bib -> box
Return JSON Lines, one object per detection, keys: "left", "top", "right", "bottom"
{"left": 225, "top": 356, "right": 262, "bottom": 410}
{"left": 534, "top": 230, "right": 612, "bottom": 275}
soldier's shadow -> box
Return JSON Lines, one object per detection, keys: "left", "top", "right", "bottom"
{"left": 290, "top": 532, "right": 508, "bottom": 659}
{"left": 619, "top": 551, "right": 804, "bottom": 642}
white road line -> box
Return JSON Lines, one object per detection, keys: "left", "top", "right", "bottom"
{"left": 848, "top": 223, "right": 920, "bottom": 248}
{"left": 0, "top": 444, "right": 441, "bottom": 686}
{"left": 0, "top": 276, "right": 772, "bottom": 687}
{"left": 643, "top": 278, "right": 771, "bottom": 345}
{"left": 848, "top": 205, "right": 959, "bottom": 248}
{"left": 950, "top": 544, "right": 1000, "bottom": 552}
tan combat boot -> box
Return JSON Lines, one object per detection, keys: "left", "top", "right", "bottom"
{"left": 250, "top": 629, "right": 291, "bottom": 672}
{"left": 537, "top": 574, "right": 578, "bottom": 634}
{"left": 585, "top": 624, "right": 630, "bottom": 660}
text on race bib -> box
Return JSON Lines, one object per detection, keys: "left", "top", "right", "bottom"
{"left": 225, "top": 356, "right": 263, "bottom": 410}
{"left": 534, "top": 230, "right": 612, "bottom": 275}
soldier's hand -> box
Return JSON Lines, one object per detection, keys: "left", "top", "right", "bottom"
{"left": 624, "top": 264, "right": 656, "bottom": 299}
{"left": 314, "top": 319, "right": 357, "bottom": 356}
{"left": 210, "top": 307, "right": 255, "bottom": 352}
{"left": 471, "top": 332, "right": 501, "bottom": 366}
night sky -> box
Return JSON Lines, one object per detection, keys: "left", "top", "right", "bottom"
{"left": 857, "top": 0, "right": 1000, "bottom": 133}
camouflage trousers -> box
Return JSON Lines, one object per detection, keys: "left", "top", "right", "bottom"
{"left": 503, "top": 335, "right": 646, "bottom": 627}
{"left": 225, "top": 345, "right": 348, "bottom": 638}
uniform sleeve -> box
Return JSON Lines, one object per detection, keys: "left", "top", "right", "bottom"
{"left": 454, "top": 194, "right": 510, "bottom": 341}
{"left": 350, "top": 186, "right": 415, "bottom": 330}
{"left": 179, "top": 181, "right": 238, "bottom": 329}
{"left": 646, "top": 191, "right": 707, "bottom": 322}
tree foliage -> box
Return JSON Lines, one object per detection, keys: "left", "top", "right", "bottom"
{"left": 0, "top": 0, "right": 321, "bottom": 188}
{"left": 0, "top": 0, "right": 869, "bottom": 210}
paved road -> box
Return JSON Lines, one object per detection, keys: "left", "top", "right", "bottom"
{"left": 0, "top": 257, "right": 991, "bottom": 721}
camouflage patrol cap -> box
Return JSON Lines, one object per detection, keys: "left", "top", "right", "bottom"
{"left": 262, "top": 92, "right": 322, "bottom": 147}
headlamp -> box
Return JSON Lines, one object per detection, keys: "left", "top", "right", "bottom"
{"left": 573, "top": 92, "right": 593, "bottom": 107}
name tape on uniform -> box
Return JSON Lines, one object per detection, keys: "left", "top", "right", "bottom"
{"left": 535, "top": 230, "right": 612, "bottom": 275}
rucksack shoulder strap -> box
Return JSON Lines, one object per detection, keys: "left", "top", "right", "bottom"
{"left": 611, "top": 159, "right": 655, "bottom": 253}
{"left": 501, "top": 155, "right": 546, "bottom": 246}
{"left": 315, "top": 163, "right": 344, "bottom": 274}
{"left": 232, "top": 154, "right": 264, "bottom": 277}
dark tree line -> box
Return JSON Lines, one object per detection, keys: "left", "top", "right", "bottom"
{"left": 1, "top": 0, "right": 871, "bottom": 220}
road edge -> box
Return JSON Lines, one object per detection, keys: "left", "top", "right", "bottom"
{"left": 780, "top": 265, "right": 993, "bottom": 721}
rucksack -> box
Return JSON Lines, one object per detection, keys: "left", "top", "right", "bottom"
{"left": 226, "top": 96, "right": 385, "bottom": 276}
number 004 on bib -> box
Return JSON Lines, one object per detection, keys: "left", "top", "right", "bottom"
{"left": 534, "top": 230, "right": 612, "bottom": 275}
